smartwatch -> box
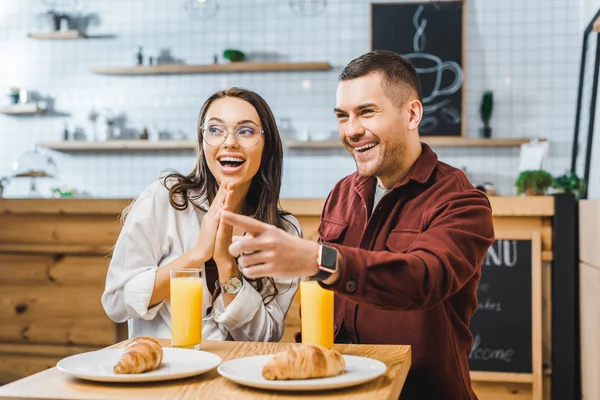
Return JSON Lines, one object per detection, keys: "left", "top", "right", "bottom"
{"left": 309, "top": 244, "right": 338, "bottom": 281}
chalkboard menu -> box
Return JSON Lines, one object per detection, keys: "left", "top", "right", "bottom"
{"left": 371, "top": 2, "right": 464, "bottom": 136}
{"left": 468, "top": 239, "right": 533, "bottom": 373}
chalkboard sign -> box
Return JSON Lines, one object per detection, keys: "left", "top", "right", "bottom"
{"left": 469, "top": 239, "right": 533, "bottom": 373}
{"left": 371, "top": 1, "right": 464, "bottom": 136}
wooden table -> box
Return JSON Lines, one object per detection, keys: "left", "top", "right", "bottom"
{"left": 0, "top": 340, "right": 411, "bottom": 400}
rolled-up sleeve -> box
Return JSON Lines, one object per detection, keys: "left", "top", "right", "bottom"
{"left": 101, "top": 182, "right": 166, "bottom": 323}
{"left": 123, "top": 269, "right": 164, "bottom": 320}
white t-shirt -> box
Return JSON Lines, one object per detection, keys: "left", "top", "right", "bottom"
{"left": 101, "top": 179, "right": 301, "bottom": 342}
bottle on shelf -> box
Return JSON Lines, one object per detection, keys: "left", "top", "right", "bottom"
{"left": 135, "top": 46, "right": 143, "bottom": 66}
{"left": 62, "top": 122, "right": 70, "bottom": 141}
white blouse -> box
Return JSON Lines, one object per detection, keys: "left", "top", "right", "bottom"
{"left": 101, "top": 179, "right": 301, "bottom": 342}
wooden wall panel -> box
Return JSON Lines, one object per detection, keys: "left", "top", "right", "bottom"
{"left": 0, "top": 317, "right": 116, "bottom": 346}
{"left": 0, "top": 214, "right": 121, "bottom": 249}
{"left": 0, "top": 344, "right": 98, "bottom": 385}
{"left": 0, "top": 353, "right": 63, "bottom": 384}
{"left": 0, "top": 287, "right": 105, "bottom": 320}
{"left": 0, "top": 255, "right": 109, "bottom": 286}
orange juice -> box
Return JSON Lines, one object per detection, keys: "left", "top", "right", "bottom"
{"left": 300, "top": 280, "right": 334, "bottom": 349}
{"left": 170, "top": 270, "right": 203, "bottom": 348}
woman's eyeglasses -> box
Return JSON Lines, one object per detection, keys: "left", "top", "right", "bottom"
{"left": 201, "top": 123, "right": 263, "bottom": 149}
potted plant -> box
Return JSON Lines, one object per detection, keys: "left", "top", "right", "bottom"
{"left": 552, "top": 172, "right": 586, "bottom": 199}
{"left": 479, "top": 91, "right": 494, "bottom": 138}
{"left": 9, "top": 87, "right": 20, "bottom": 104}
{"left": 514, "top": 170, "right": 554, "bottom": 196}
{"left": 223, "top": 49, "right": 245, "bottom": 62}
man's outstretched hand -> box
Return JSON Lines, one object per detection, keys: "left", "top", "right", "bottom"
{"left": 221, "top": 211, "right": 320, "bottom": 279}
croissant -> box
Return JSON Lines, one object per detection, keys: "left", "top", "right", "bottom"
{"left": 113, "top": 336, "right": 163, "bottom": 374}
{"left": 262, "top": 344, "right": 345, "bottom": 380}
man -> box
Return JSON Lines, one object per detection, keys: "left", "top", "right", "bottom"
{"left": 222, "top": 50, "right": 495, "bottom": 400}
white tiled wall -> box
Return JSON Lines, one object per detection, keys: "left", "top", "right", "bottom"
{"left": 0, "top": 0, "right": 589, "bottom": 198}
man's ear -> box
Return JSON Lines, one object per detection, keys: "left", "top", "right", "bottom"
{"left": 407, "top": 99, "right": 423, "bottom": 130}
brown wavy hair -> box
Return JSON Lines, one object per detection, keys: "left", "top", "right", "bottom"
{"left": 122, "top": 87, "right": 296, "bottom": 305}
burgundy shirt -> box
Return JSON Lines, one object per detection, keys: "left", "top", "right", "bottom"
{"left": 319, "top": 144, "right": 495, "bottom": 400}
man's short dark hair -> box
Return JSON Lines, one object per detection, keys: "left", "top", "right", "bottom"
{"left": 339, "top": 50, "right": 422, "bottom": 105}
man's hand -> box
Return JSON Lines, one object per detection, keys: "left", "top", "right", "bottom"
{"left": 221, "top": 211, "right": 320, "bottom": 279}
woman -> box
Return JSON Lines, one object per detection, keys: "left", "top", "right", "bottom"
{"left": 101, "top": 88, "right": 300, "bottom": 342}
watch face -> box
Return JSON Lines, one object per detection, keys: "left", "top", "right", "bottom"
{"left": 222, "top": 276, "right": 242, "bottom": 294}
{"left": 321, "top": 246, "right": 338, "bottom": 269}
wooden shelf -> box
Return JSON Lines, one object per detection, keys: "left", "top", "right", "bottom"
{"left": 0, "top": 103, "right": 46, "bottom": 115}
{"left": 37, "top": 140, "right": 196, "bottom": 152}
{"left": 38, "top": 137, "right": 544, "bottom": 152}
{"left": 28, "top": 30, "right": 86, "bottom": 39}
{"left": 90, "top": 62, "right": 332, "bottom": 75}
{"left": 285, "top": 138, "right": 544, "bottom": 149}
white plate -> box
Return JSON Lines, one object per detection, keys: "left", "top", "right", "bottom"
{"left": 57, "top": 348, "right": 222, "bottom": 383}
{"left": 217, "top": 354, "right": 387, "bottom": 391}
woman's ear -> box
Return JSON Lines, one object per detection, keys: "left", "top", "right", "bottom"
{"left": 407, "top": 99, "right": 423, "bottom": 130}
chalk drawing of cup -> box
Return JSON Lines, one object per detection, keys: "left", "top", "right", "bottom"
{"left": 404, "top": 53, "right": 463, "bottom": 104}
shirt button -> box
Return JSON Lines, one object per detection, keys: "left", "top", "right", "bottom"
{"left": 345, "top": 280, "right": 357, "bottom": 293}
{"left": 334, "top": 324, "right": 338, "bottom": 333}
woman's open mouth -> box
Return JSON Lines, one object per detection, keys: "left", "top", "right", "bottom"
{"left": 217, "top": 156, "right": 246, "bottom": 174}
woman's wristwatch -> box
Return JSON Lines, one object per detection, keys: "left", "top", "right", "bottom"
{"left": 309, "top": 244, "right": 338, "bottom": 281}
{"left": 218, "top": 276, "right": 243, "bottom": 294}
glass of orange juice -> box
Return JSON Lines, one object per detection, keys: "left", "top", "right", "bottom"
{"left": 300, "top": 279, "right": 334, "bottom": 349}
{"left": 170, "top": 269, "right": 203, "bottom": 349}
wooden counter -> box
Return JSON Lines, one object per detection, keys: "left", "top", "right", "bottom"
{"left": 0, "top": 196, "right": 555, "bottom": 400}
